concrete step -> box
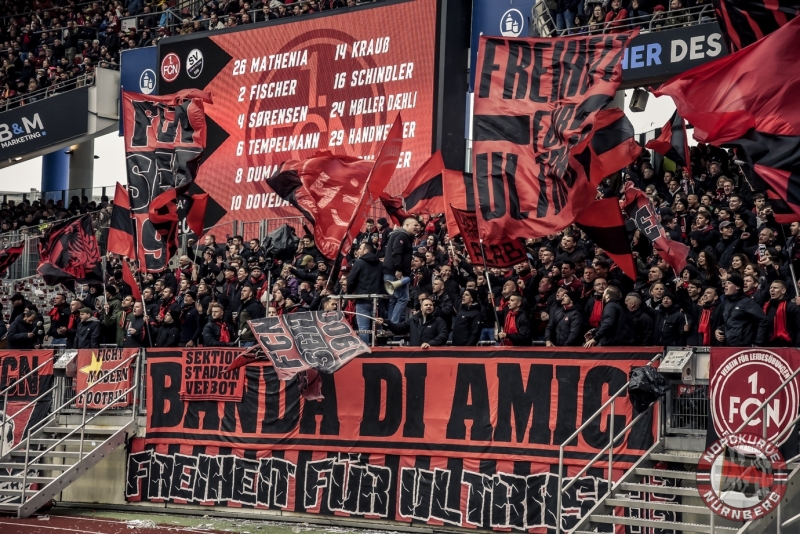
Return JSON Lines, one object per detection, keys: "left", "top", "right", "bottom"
{"left": 590, "top": 514, "right": 739, "bottom": 533}
{"left": 606, "top": 497, "right": 711, "bottom": 515}
{"left": 617, "top": 482, "right": 701, "bottom": 497}
{"left": 634, "top": 467, "right": 697, "bottom": 480}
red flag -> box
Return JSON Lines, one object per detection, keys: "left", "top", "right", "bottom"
{"left": 121, "top": 89, "right": 211, "bottom": 272}
{"left": 472, "top": 32, "right": 639, "bottom": 240}
{"left": 38, "top": 215, "right": 103, "bottom": 289}
{"left": 450, "top": 206, "right": 527, "bottom": 268}
{"left": 379, "top": 195, "right": 410, "bottom": 226}
{"left": 645, "top": 110, "right": 691, "bottom": 172}
{"left": 266, "top": 116, "right": 403, "bottom": 260}
{"left": 576, "top": 198, "right": 637, "bottom": 281}
{"left": 623, "top": 183, "right": 689, "bottom": 274}
{"left": 655, "top": 17, "right": 800, "bottom": 223}
{"left": 121, "top": 260, "right": 141, "bottom": 302}
{"left": 107, "top": 183, "right": 135, "bottom": 258}
{"left": 0, "top": 243, "right": 23, "bottom": 278}
{"left": 401, "top": 151, "right": 445, "bottom": 214}
{"left": 442, "top": 170, "right": 475, "bottom": 238}
{"left": 712, "top": 0, "right": 798, "bottom": 52}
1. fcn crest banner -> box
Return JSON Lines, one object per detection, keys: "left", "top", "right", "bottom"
{"left": 472, "top": 33, "right": 639, "bottom": 240}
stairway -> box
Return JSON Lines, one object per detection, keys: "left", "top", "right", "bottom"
{"left": 570, "top": 444, "right": 800, "bottom": 534}
{"left": 0, "top": 420, "right": 136, "bottom": 517}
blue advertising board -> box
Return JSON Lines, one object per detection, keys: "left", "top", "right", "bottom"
{"left": 470, "top": 0, "right": 536, "bottom": 91}
{"left": 119, "top": 47, "right": 158, "bottom": 135}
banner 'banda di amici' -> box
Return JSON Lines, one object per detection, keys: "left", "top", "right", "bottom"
{"left": 472, "top": 32, "right": 639, "bottom": 240}
{"left": 143, "top": 348, "right": 659, "bottom": 464}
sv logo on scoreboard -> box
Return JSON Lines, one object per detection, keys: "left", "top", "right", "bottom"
{"left": 186, "top": 49, "right": 203, "bottom": 79}
{"left": 711, "top": 349, "right": 799, "bottom": 447}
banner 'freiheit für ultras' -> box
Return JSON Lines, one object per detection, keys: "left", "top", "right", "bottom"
{"left": 157, "top": 0, "right": 437, "bottom": 227}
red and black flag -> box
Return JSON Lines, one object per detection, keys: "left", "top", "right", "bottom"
{"left": 38, "top": 215, "right": 103, "bottom": 289}
{"left": 267, "top": 116, "right": 403, "bottom": 260}
{"left": 107, "top": 182, "right": 135, "bottom": 258}
{"left": 121, "top": 90, "right": 211, "bottom": 272}
{"left": 380, "top": 194, "right": 410, "bottom": 226}
{"left": 655, "top": 16, "right": 800, "bottom": 223}
{"left": 712, "top": 0, "right": 799, "bottom": 52}
{"left": 575, "top": 198, "right": 637, "bottom": 280}
{"left": 442, "top": 170, "right": 475, "bottom": 238}
{"left": 401, "top": 151, "right": 445, "bottom": 214}
{"left": 0, "top": 242, "right": 23, "bottom": 278}
{"left": 449, "top": 206, "right": 527, "bottom": 268}
{"left": 646, "top": 110, "right": 691, "bottom": 172}
{"left": 121, "top": 260, "right": 142, "bottom": 302}
{"left": 471, "top": 32, "right": 639, "bottom": 240}
{"left": 623, "top": 183, "right": 689, "bottom": 274}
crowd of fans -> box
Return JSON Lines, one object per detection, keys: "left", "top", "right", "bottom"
{"left": 5, "top": 143, "right": 798, "bottom": 351}
{"left": 0, "top": 0, "right": 379, "bottom": 107}
{"left": 544, "top": 0, "right": 714, "bottom": 35}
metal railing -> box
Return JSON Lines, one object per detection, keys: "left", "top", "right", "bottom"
{"left": 0, "top": 356, "right": 58, "bottom": 456}
{"left": 555, "top": 352, "right": 662, "bottom": 534}
{"left": 0, "top": 72, "right": 95, "bottom": 112}
{"left": 8, "top": 350, "right": 140, "bottom": 507}
{"left": 535, "top": 2, "right": 716, "bottom": 38}
{"left": 329, "top": 293, "right": 389, "bottom": 346}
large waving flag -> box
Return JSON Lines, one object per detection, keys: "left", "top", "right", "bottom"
{"left": 107, "top": 183, "right": 135, "bottom": 258}
{"left": 655, "top": 16, "right": 800, "bottom": 223}
{"left": 38, "top": 215, "right": 103, "bottom": 289}
{"left": 576, "top": 198, "right": 637, "bottom": 281}
{"left": 713, "top": 0, "right": 799, "bottom": 52}
{"left": 646, "top": 111, "right": 691, "bottom": 173}
{"left": 401, "top": 151, "right": 445, "bottom": 214}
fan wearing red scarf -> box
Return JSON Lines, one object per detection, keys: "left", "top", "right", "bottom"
{"left": 202, "top": 303, "right": 236, "bottom": 347}
{"left": 497, "top": 294, "right": 532, "bottom": 346}
{"left": 763, "top": 281, "right": 800, "bottom": 347}
{"left": 46, "top": 293, "right": 71, "bottom": 346}
{"left": 64, "top": 298, "right": 83, "bottom": 349}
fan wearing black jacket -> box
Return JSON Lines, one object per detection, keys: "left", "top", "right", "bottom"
{"left": 75, "top": 308, "right": 101, "bottom": 349}
{"left": 124, "top": 302, "right": 151, "bottom": 348}
{"left": 584, "top": 286, "right": 634, "bottom": 347}
{"left": 347, "top": 243, "right": 385, "bottom": 342}
{"left": 8, "top": 310, "right": 38, "bottom": 349}
{"left": 545, "top": 288, "right": 585, "bottom": 347}
{"left": 451, "top": 289, "right": 481, "bottom": 346}
{"left": 653, "top": 292, "right": 688, "bottom": 346}
{"left": 154, "top": 310, "right": 181, "bottom": 347}
{"left": 497, "top": 294, "right": 532, "bottom": 346}
{"left": 625, "top": 293, "right": 655, "bottom": 346}
{"left": 203, "top": 303, "right": 236, "bottom": 347}
{"left": 378, "top": 298, "right": 448, "bottom": 348}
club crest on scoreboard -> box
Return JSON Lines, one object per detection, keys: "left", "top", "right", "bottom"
{"left": 187, "top": 49, "right": 204, "bottom": 79}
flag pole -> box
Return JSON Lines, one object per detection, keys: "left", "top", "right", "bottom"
{"left": 479, "top": 238, "right": 502, "bottom": 340}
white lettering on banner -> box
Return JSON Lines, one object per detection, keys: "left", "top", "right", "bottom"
{"left": 348, "top": 124, "right": 392, "bottom": 145}
{"left": 245, "top": 193, "right": 290, "bottom": 210}
{"left": 350, "top": 37, "right": 390, "bottom": 58}
{"left": 125, "top": 450, "right": 618, "bottom": 531}
{"left": 249, "top": 50, "right": 309, "bottom": 73}
{"left": 349, "top": 63, "right": 414, "bottom": 87}
{"left": 387, "top": 91, "right": 417, "bottom": 111}
{"left": 671, "top": 33, "right": 723, "bottom": 62}
{"left": 247, "top": 132, "right": 321, "bottom": 155}
{"left": 246, "top": 165, "right": 280, "bottom": 183}
{"left": 248, "top": 106, "right": 309, "bottom": 128}
{"left": 349, "top": 96, "right": 385, "bottom": 116}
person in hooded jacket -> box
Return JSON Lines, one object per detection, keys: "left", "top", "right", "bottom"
{"left": 625, "top": 293, "right": 655, "bottom": 345}
{"left": 124, "top": 302, "right": 151, "bottom": 348}
{"left": 154, "top": 310, "right": 181, "bottom": 347}
{"left": 75, "top": 308, "right": 101, "bottom": 349}
{"left": 8, "top": 310, "right": 38, "bottom": 349}
{"left": 451, "top": 288, "right": 481, "bottom": 346}
{"left": 584, "top": 286, "right": 634, "bottom": 347}
{"left": 545, "top": 288, "right": 585, "bottom": 346}
{"left": 653, "top": 291, "right": 687, "bottom": 346}
{"left": 347, "top": 242, "right": 385, "bottom": 343}
{"left": 762, "top": 280, "right": 800, "bottom": 347}
{"left": 715, "top": 275, "right": 770, "bottom": 346}
{"left": 179, "top": 291, "right": 201, "bottom": 346}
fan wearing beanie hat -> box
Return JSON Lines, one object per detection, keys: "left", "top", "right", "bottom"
{"left": 545, "top": 287, "right": 586, "bottom": 347}
{"left": 451, "top": 289, "right": 482, "bottom": 346}
{"left": 715, "top": 273, "right": 770, "bottom": 346}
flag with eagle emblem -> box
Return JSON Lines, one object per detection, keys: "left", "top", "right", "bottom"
{"left": 37, "top": 215, "right": 103, "bottom": 289}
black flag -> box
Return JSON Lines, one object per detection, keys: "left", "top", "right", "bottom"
{"left": 38, "top": 215, "right": 103, "bottom": 289}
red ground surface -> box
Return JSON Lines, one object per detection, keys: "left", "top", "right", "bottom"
{"left": 0, "top": 514, "right": 231, "bottom": 534}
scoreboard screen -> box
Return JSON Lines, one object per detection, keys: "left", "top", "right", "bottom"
{"left": 157, "top": 0, "right": 438, "bottom": 226}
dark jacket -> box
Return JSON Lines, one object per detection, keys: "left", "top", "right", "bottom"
{"left": 202, "top": 319, "right": 236, "bottom": 347}
{"left": 154, "top": 323, "right": 180, "bottom": 347}
{"left": 498, "top": 308, "right": 533, "bottom": 346}
{"left": 64, "top": 311, "right": 80, "bottom": 349}
{"left": 720, "top": 291, "right": 770, "bottom": 346}
{"left": 75, "top": 317, "right": 102, "bottom": 349}
{"left": 630, "top": 308, "right": 655, "bottom": 346}
{"left": 594, "top": 300, "right": 634, "bottom": 346}
{"left": 653, "top": 305, "right": 687, "bottom": 346}
{"left": 123, "top": 315, "right": 150, "bottom": 348}
{"left": 545, "top": 305, "right": 585, "bottom": 346}
{"left": 384, "top": 314, "right": 449, "bottom": 347}
{"left": 46, "top": 303, "right": 71, "bottom": 338}
{"left": 382, "top": 230, "right": 413, "bottom": 276}
{"left": 180, "top": 305, "right": 201, "bottom": 344}
{"left": 347, "top": 251, "right": 385, "bottom": 301}
{"left": 8, "top": 315, "right": 36, "bottom": 349}
{"left": 237, "top": 298, "right": 265, "bottom": 343}
{"left": 451, "top": 303, "right": 481, "bottom": 346}
{"left": 763, "top": 299, "right": 800, "bottom": 347}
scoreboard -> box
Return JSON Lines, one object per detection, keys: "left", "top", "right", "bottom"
{"left": 157, "top": 0, "right": 438, "bottom": 226}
